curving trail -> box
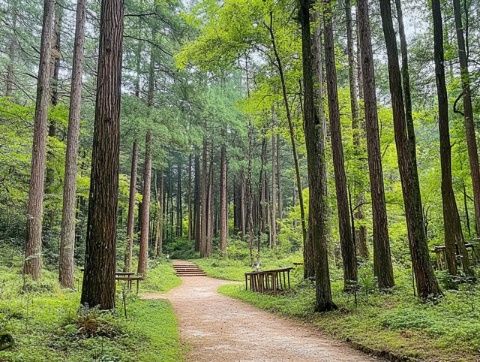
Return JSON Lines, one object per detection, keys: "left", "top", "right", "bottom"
{"left": 143, "top": 261, "right": 379, "bottom": 362}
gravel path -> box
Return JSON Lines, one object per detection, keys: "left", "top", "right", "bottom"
{"left": 143, "top": 261, "right": 378, "bottom": 362}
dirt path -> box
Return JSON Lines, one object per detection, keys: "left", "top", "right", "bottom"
{"left": 143, "top": 261, "right": 378, "bottom": 362}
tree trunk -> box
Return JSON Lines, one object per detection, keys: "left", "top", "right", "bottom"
{"left": 81, "top": 0, "right": 123, "bottom": 310}
{"left": 276, "top": 135, "right": 283, "bottom": 220}
{"left": 357, "top": 0, "right": 394, "bottom": 289}
{"left": 220, "top": 143, "right": 228, "bottom": 255}
{"left": 138, "top": 130, "right": 152, "bottom": 276}
{"left": 452, "top": 0, "right": 480, "bottom": 240}
{"left": 346, "top": 0, "right": 368, "bottom": 260}
{"left": 155, "top": 170, "right": 164, "bottom": 257}
{"left": 24, "top": 0, "right": 56, "bottom": 280}
{"left": 323, "top": 1, "right": 357, "bottom": 290}
{"left": 199, "top": 139, "right": 209, "bottom": 257}
{"left": 432, "top": 0, "right": 469, "bottom": 276}
{"left": 270, "top": 120, "right": 277, "bottom": 248}
{"left": 124, "top": 141, "right": 138, "bottom": 272}
{"left": 299, "top": 0, "right": 336, "bottom": 311}
{"left": 59, "top": 0, "right": 86, "bottom": 288}
{"left": 176, "top": 161, "right": 183, "bottom": 237}
{"left": 188, "top": 154, "right": 193, "bottom": 240}
{"left": 266, "top": 14, "right": 307, "bottom": 253}
{"left": 379, "top": 0, "right": 441, "bottom": 299}
{"left": 194, "top": 153, "right": 201, "bottom": 251}
{"left": 207, "top": 154, "right": 214, "bottom": 256}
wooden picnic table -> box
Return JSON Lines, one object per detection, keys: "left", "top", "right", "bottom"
{"left": 245, "top": 267, "right": 293, "bottom": 293}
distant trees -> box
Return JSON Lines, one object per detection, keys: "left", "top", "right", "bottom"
{"left": 81, "top": 0, "right": 124, "bottom": 310}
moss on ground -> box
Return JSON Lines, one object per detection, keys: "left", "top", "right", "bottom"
{"left": 0, "top": 247, "right": 183, "bottom": 362}
{"left": 217, "top": 265, "right": 480, "bottom": 362}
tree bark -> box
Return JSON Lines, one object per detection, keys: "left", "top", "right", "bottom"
{"left": 346, "top": 0, "right": 368, "bottom": 259}
{"left": 452, "top": 0, "right": 480, "bottom": 239}
{"left": 24, "top": 0, "right": 56, "bottom": 280}
{"left": 379, "top": 0, "right": 441, "bottom": 299}
{"left": 81, "top": 0, "right": 123, "bottom": 310}
{"left": 188, "top": 154, "right": 193, "bottom": 240}
{"left": 323, "top": 0, "right": 357, "bottom": 290}
{"left": 194, "top": 153, "right": 201, "bottom": 251}
{"left": 299, "top": 0, "right": 336, "bottom": 311}
{"left": 357, "top": 0, "right": 394, "bottom": 289}
{"left": 124, "top": 141, "right": 138, "bottom": 272}
{"left": 266, "top": 14, "right": 307, "bottom": 252}
{"left": 432, "top": 0, "right": 469, "bottom": 276}
{"left": 59, "top": 0, "right": 86, "bottom": 288}
{"left": 176, "top": 161, "right": 183, "bottom": 237}
{"left": 138, "top": 130, "right": 152, "bottom": 276}
{"left": 199, "top": 139, "right": 209, "bottom": 257}
{"left": 220, "top": 143, "right": 228, "bottom": 255}
{"left": 308, "top": 10, "right": 326, "bottom": 280}
{"left": 155, "top": 170, "right": 164, "bottom": 257}
{"left": 270, "top": 119, "right": 277, "bottom": 248}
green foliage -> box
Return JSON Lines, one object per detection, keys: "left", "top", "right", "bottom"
{"left": 0, "top": 247, "right": 184, "bottom": 362}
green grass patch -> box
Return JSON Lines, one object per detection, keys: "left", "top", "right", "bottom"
{"left": 192, "top": 249, "right": 303, "bottom": 281}
{"left": 218, "top": 267, "right": 480, "bottom": 362}
{"left": 0, "top": 248, "right": 184, "bottom": 362}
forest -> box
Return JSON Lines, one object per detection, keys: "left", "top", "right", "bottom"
{"left": 0, "top": 0, "right": 480, "bottom": 360}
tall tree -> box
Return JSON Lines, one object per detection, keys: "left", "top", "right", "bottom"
{"left": 432, "top": 0, "right": 470, "bottom": 276}
{"left": 138, "top": 130, "right": 152, "bottom": 276}
{"left": 124, "top": 141, "right": 138, "bottom": 272}
{"left": 59, "top": 0, "right": 86, "bottom": 288}
{"left": 379, "top": 0, "right": 441, "bottom": 299}
{"left": 81, "top": 0, "right": 124, "bottom": 310}
{"left": 345, "top": 0, "right": 368, "bottom": 259}
{"left": 265, "top": 14, "right": 307, "bottom": 259}
{"left": 154, "top": 170, "right": 164, "bottom": 257}
{"left": 219, "top": 142, "right": 228, "bottom": 255}
{"left": 23, "top": 0, "right": 56, "bottom": 280}
{"left": 323, "top": 0, "right": 357, "bottom": 289}
{"left": 357, "top": 0, "right": 394, "bottom": 289}
{"left": 176, "top": 161, "right": 183, "bottom": 237}
{"left": 452, "top": 0, "right": 480, "bottom": 238}
{"left": 299, "top": 0, "right": 336, "bottom": 311}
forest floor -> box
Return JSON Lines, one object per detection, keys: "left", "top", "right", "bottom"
{"left": 144, "top": 260, "right": 376, "bottom": 362}
{"left": 0, "top": 246, "right": 184, "bottom": 362}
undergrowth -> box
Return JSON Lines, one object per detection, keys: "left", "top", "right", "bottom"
{"left": 0, "top": 245, "right": 183, "bottom": 362}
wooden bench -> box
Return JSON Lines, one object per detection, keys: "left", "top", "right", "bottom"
{"left": 245, "top": 267, "right": 293, "bottom": 293}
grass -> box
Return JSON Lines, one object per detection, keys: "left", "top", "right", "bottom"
{"left": 217, "top": 263, "right": 480, "bottom": 362}
{"left": 0, "top": 245, "right": 184, "bottom": 362}
{"left": 192, "top": 249, "right": 303, "bottom": 281}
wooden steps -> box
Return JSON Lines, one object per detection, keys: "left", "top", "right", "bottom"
{"left": 173, "top": 263, "right": 206, "bottom": 277}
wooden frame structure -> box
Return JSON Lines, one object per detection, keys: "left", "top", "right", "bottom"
{"left": 245, "top": 267, "right": 293, "bottom": 293}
